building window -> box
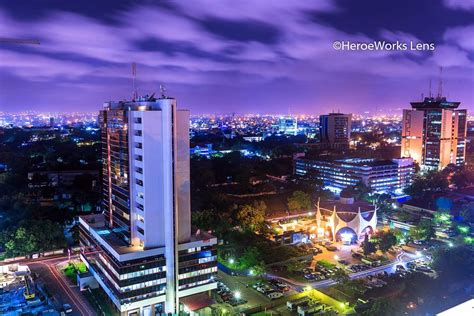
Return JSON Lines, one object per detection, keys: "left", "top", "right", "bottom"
{"left": 135, "top": 117, "right": 142, "bottom": 124}
{"left": 135, "top": 142, "right": 142, "bottom": 149}
{"left": 135, "top": 130, "right": 142, "bottom": 136}
{"left": 137, "top": 227, "right": 145, "bottom": 235}
{"left": 136, "top": 179, "right": 143, "bottom": 186}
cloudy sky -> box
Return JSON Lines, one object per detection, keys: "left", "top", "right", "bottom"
{"left": 0, "top": 0, "right": 473, "bottom": 114}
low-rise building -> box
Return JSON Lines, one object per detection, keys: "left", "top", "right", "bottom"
{"left": 295, "top": 157, "right": 414, "bottom": 195}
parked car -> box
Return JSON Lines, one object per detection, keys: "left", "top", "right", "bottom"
{"left": 267, "top": 291, "right": 283, "bottom": 300}
{"left": 62, "top": 304, "right": 73, "bottom": 314}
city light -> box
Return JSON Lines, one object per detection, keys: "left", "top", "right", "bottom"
{"left": 340, "top": 232, "right": 354, "bottom": 244}
{"left": 334, "top": 255, "right": 340, "bottom": 261}
{"left": 248, "top": 269, "right": 254, "bottom": 276}
{"left": 234, "top": 291, "right": 241, "bottom": 299}
{"left": 228, "top": 258, "right": 235, "bottom": 264}
{"left": 305, "top": 285, "right": 312, "bottom": 291}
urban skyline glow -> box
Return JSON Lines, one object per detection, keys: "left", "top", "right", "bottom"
{"left": 0, "top": 0, "right": 473, "bottom": 114}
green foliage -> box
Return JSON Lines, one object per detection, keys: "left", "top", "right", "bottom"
{"left": 239, "top": 247, "right": 261, "bottom": 268}
{"left": 373, "top": 230, "right": 398, "bottom": 252}
{"left": 236, "top": 201, "right": 266, "bottom": 230}
{"left": 287, "top": 190, "right": 311, "bottom": 213}
{"left": 409, "top": 218, "right": 435, "bottom": 241}
{"left": 1, "top": 220, "right": 67, "bottom": 257}
{"left": 460, "top": 202, "right": 474, "bottom": 223}
{"left": 331, "top": 268, "right": 349, "bottom": 285}
{"left": 432, "top": 245, "right": 474, "bottom": 278}
{"left": 362, "top": 233, "right": 376, "bottom": 255}
{"left": 404, "top": 170, "right": 449, "bottom": 199}
{"left": 433, "top": 210, "right": 452, "bottom": 225}
{"left": 362, "top": 299, "right": 397, "bottom": 316}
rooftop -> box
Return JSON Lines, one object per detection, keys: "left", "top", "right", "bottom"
{"left": 79, "top": 214, "right": 216, "bottom": 261}
{"left": 410, "top": 97, "right": 461, "bottom": 110}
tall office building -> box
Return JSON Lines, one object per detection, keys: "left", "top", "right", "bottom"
{"left": 278, "top": 116, "right": 298, "bottom": 136}
{"left": 401, "top": 96, "right": 467, "bottom": 170}
{"left": 79, "top": 94, "right": 217, "bottom": 315}
{"left": 319, "top": 113, "right": 352, "bottom": 149}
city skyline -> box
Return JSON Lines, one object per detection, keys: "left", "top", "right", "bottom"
{"left": 1, "top": 0, "right": 473, "bottom": 114}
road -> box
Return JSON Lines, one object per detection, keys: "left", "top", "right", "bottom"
{"left": 27, "top": 255, "right": 95, "bottom": 316}
{"left": 267, "top": 251, "right": 422, "bottom": 290}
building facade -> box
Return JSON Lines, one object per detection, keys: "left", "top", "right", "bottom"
{"left": 278, "top": 116, "right": 298, "bottom": 136}
{"left": 294, "top": 157, "right": 414, "bottom": 195}
{"left": 401, "top": 96, "right": 467, "bottom": 170}
{"left": 79, "top": 95, "right": 217, "bottom": 315}
{"left": 319, "top": 113, "right": 352, "bottom": 149}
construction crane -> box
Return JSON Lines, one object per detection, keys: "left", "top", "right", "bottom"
{"left": 0, "top": 37, "right": 40, "bottom": 45}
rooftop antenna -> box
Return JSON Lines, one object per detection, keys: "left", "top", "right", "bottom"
{"left": 160, "top": 84, "right": 167, "bottom": 98}
{"left": 437, "top": 66, "right": 443, "bottom": 99}
{"left": 132, "top": 62, "right": 138, "bottom": 100}
{"left": 429, "top": 79, "right": 432, "bottom": 98}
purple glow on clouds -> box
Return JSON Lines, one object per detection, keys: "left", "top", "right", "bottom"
{"left": 0, "top": 0, "right": 473, "bottom": 114}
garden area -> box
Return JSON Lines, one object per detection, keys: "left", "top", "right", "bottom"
{"left": 62, "top": 260, "right": 87, "bottom": 284}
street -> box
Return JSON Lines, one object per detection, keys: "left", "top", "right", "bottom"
{"left": 27, "top": 255, "right": 95, "bottom": 316}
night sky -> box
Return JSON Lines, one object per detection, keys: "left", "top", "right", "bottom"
{"left": 0, "top": 0, "right": 473, "bottom": 114}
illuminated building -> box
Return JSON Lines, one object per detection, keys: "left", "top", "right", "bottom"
{"left": 79, "top": 94, "right": 217, "bottom": 315}
{"left": 401, "top": 96, "right": 467, "bottom": 170}
{"left": 278, "top": 116, "right": 298, "bottom": 136}
{"left": 316, "top": 197, "right": 377, "bottom": 243}
{"left": 319, "top": 113, "right": 352, "bottom": 149}
{"left": 294, "top": 157, "right": 414, "bottom": 195}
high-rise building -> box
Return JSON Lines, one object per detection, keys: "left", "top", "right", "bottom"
{"left": 79, "top": 94, "right": 217, "bottom": 315}
{"left": 278, "top": 116, "right": 298, "bottom": 136}
{"left": 294, "top": 157, "right": 414, "bottom": 195}
{"left": 401, "top": 96, "right": 467, "bottom": 170}
{"left": 319, "top": 113, "right": 352, "bottom": 149}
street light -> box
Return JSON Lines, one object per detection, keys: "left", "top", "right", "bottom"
{"left": 229, "top": 258, "right": 234, "bottom": 264}
{"left": 234, "top": 291, "right": 241, "bottom": 299}
{"left": 334, "top": 255, "right": 339, "bottom": 261}
{"left": 249, "top": 269, "right": 254, "bottom": 276}
{"left": 305, "top": 285, "right": 312, "bottom": 291}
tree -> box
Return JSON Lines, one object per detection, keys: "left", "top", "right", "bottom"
{"left": 432, "top": 245, "right": 474, "bottom": 279}
{"left": 362, "top": 299, "right": 397, "bottom": 316}
{"left": 374, "top": 230, "right": 398, "bottom": 252}
{"left": 362, "top": 233, "right": 376, "bottom": 255}
{"left": 331, "top": 268, "right": 349, "bottom": 285}
{"left": 409, "top": 219, "right": 435, "bottom": 241}
{"left": 252, "top": 261, "right": 266, "bottom": 277}
{"left": 287, "top": 191, "right": 311, "bottom": 213}
{"left": 460, "top": 202, "right": 474, "bottom": 223}
{"left": 235, "top": 201, "right": 266, "bottom": 230}
{"left": 353, "top": 181, "right": 372, "bottom": 201}
{"left": 405, "top": 170, "right": 449, "bottom": 200}
{"left": 239, "top": 247, "right": 261, "bottom": 268}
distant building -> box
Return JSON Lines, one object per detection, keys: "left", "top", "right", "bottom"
{"left": 190, "top": 143, "right": 214, "bottom": 157}
{"left": 278, "top": 116, "right": 298, "bottom": 136}
{"left": 242, "top": 134, "right": 264, "bottom": 142}
{"left": 319, "top": 113, "right": 352, "bottom": 149}
{"left": 79, "top": 95, "right": 217, "bottom": 315}
{"left": 294, "top": 157, "right": 414, "bottom": 195}
{"left": 401, "top": 96, "right": 467, "bottom": 170}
